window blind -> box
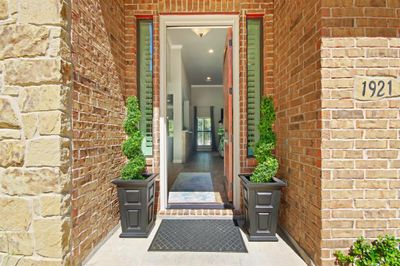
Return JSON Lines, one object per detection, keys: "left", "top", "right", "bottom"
{"left": 138, "top": 20, "right": 153, "bottom": 156}
{"left": 247, "top": 19, "right": 262, "bottom": 157}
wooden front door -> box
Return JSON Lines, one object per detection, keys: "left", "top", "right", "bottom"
{"left": 223, "top": 28, "right": 233, "bottom": 202}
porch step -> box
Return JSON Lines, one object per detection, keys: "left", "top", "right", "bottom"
{"left": 158, "top": 209, "right": 242, "bottom": 218}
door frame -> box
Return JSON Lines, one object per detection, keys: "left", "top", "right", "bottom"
{"left": 159, "top": 14, "right": 240, "bottom": 210}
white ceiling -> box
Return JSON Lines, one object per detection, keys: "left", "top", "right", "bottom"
{"left": 167, "top": 27, "right": 227, "bottom": 86}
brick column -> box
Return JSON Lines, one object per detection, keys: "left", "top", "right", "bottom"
{"left": 0, "top": 0, "right": 72, "bottom": 264}
{"left": 320, "top": 1, "right": 400, "bottom": 264}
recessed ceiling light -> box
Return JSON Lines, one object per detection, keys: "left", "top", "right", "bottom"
{"left": 206, "top": 76, "right": 212, "bottom": 81}
{"left": 208, "top": 49, "right": 214, "bottom": 54}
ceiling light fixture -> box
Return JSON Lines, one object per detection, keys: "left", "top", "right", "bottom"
{"left": 192, "top": 28, "right": 210, "bottom": 38}
{"left": 206, "top": 76, "right": 212, "bottom": 82}
{"left": 208, "top": 49, "right": 214, "bottom": 54}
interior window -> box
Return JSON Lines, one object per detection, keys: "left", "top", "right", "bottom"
{"left": 197, "top": 117, "right": 212, "bottom": 146}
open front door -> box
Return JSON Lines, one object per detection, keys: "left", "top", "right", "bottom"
{"left": 223, "top": 28, "right": 233, "bottom": 202}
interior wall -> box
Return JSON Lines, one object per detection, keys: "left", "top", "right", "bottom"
{"left": 71, "top": 0, "right": 126, "bottom": 263}
{"left": 274, "top": 0, "right": 322, "bottom": 264}
{"left": 167, "top": 45, "right": 191, "bottom": 163}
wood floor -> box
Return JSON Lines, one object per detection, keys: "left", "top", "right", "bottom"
{"left": 167, "top": 151, "right": 229, "bottom": 206}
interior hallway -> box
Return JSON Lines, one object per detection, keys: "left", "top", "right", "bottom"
{"left": 168, "top": 151, "right": 228, "bottom": 206}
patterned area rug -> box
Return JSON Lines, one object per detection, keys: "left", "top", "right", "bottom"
{"left": 148, "top": 219, "right": 247, "bottom": 252}
{"left": 168, "top": 172, "right": 217, "bottom": 203}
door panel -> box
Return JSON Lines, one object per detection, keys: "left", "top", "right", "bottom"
{"left": 223, "top": 28, "right": 233, "bottom": 202}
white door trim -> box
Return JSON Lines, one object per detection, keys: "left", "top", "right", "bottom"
{"left": 159, "top": 14, "right": 240, "bottom": 210}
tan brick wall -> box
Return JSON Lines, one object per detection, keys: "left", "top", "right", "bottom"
{"left": 273, "top": 0, "right": 323, "bottom": 264}
{"left": 0, "top": 0, "right": 72, "bottom": 265}
{"left": 70, "top": 0, "right": 126, "bottom": 264}
{"left": 320, "top": 37, "right": 400, "bottom": 265}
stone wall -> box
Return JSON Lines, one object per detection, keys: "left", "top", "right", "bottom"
{"left": 0, "top": 0, "right": 72, "bottom": 265}
{"left": 273, "top": 0, "right": 323, "bottom": 264}
{"left": 70, "top": 0, "right": 126, "bottom": 264}
{"left": 321, "top": 37, "right": 400, "bottom": 265}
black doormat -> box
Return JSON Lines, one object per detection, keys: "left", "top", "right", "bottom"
{"left": 148, "top": 219, "right": 247, "bottom": 253}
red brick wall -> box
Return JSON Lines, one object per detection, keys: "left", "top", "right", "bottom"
{"left": 124, "top": 0, "right": 274, "bottom": 175}
{"left": 274, "top": 0, "right": 323, "bottom": 264}
{"left": 71, "top": 0, "right": 126, "bottom": 263}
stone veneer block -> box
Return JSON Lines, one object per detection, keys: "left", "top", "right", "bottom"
{"left": 39, "top": 111, "right": 71, "bottom": 136}
{"left": 0, "top": 198, "right": 31, "bottom": 231}
{"left": 0, "top": 140, "right": 24, "bottom": 167}
{"left": 33, "top": 218, "right": 70, "bottom": 258}
{"left": 0, "top": 256, "right": 62, "bottom": 266}
{"left": 0, "top": 232, "right": 33, "bottom": 256}
{"left": 39, "top": 194, "right": 62, "bottom": 217}
{"left": 0, "top": 129, "right": 21, "bottom": 140}
{"left": 4, "top": 59, "right": 62, "bottom": 86}
{"left": 0, "top": 25, "right": 50, "bottom": 60}
{"left": 0, "top": 168, "right": 59, "bottom": 195}
{"left": 1, "top": 86, "right": 20, "bottom": 96}
{"left": 19, "top": 86, "right": 67, "bottom": 112}
{"left": 0, "top": 0, "right": 8, "bottom": 19}
{"left": 18, "top": 0, "right": 62, "bottom": 25}
{"left": 25, "top": 137, "right": 62, "bottom": 167}
{"left": 0, "top": 97, "right": 20, "bottom": 129}
{"left": 21, "top": 113, "right": 38, "bottom": 139}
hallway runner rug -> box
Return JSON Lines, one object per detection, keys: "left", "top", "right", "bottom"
{"left": 148, "top": 219, "right": 247, "bottom": 252}
{"left": 168, "top": 172, "right": 217, "bottom": 203}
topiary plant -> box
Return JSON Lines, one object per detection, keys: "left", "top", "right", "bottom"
{"left": 250, "top": 96, "right": 278, "bottom": 183}
{"left": 121, "top": 96, "right": 146, "bottom": 180}
{"left": 334, "top": 235, "right": 400, "bottom": 266}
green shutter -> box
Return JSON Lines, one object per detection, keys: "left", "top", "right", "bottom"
{"left": 247, "top": 19, "right": 262, "bottom": 157}
{"left": 138, "top": 20, "right": 153, "bottom": 156}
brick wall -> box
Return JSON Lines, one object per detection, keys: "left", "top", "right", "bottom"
{"left": 273, "top": 0, "right": 323, "bottom": 264}
{"left": 319, "top": 1, "right": 400, "bottom": 264}
{"left": 124, "top": 0, "right": 274, "bottom": 175}
{"left": 0, "top": 0, "right": 72, "bottom": 264}
{"left": 320, "top": 38, "right": 400, "bottom": 265}
{"left": 71, "top": 0, "right": 126, "bottom": 263}
{"left": 321, "top": 0, "right": 400, "bottom": 37}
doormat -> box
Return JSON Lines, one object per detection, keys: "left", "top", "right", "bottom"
{"left": 168, "top": 172, "right": 217, "bottom": 203}
{"left": 148, "top": 219, "right": 247, "bottom": 253}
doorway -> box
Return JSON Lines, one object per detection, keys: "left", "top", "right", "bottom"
{"left": 159, "top": 15, "right": 240, "bottom": 211}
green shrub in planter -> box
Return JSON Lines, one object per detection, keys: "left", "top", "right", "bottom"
{"left": 121, "top": 96, "right": 146, "bottom": 180}
{"left": 334, "top": 235, "right": 400, "bottom": 266}
{"left": 251, "top": 96, "right": 278, "bottom": 183}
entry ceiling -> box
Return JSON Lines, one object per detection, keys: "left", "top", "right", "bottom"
{"left": 167, "top": 27, "right": 227, "bottom": 86}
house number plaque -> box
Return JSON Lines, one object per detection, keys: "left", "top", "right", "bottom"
{"left": 354, "top": 77, "right": 400, "bottom": 101}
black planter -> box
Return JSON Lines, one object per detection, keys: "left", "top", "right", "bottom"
{"left": 112, "top": 174, "right": 157, "bottom": 238}
{"left": 239, "top": 174, "right": 286, "bottom": 241}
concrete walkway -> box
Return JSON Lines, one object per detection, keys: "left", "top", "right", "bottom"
{"left": 84, "top": 219, "right": 306, "bottom": 266}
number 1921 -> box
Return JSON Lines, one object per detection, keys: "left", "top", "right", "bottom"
{"left": 355, "top": 77, "right": 400, "bottom": 101}
{"left": 362, "top": 80, "right": 392, "bottom": 97}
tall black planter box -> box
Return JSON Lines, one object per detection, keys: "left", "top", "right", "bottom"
{"left": 112, "top": 174, "right": 157, "bottom": 238}
{"left": 239, "top": 174, "right": 286, "bottom": 241}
